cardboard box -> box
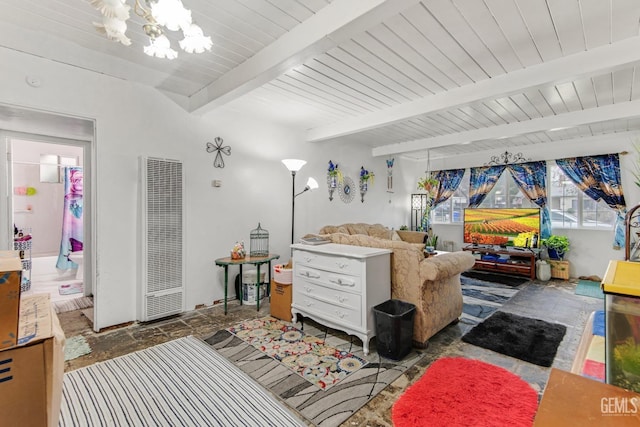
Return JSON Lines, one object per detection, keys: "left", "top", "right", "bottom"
{"left": 549, "top": 260, "right": 570, "bottom": 280}
{"left": 270, "top": 279, "right": 292, "bottom": 322}
{"left": 0, "top": 251, "right": 23, "bottom": 350}
{"left": 0, "top": 294, "right": 65, "bottom": 427}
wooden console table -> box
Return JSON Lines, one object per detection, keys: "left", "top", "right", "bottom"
{"left": 463, "top": 245, "right": 536, "bottom": 280}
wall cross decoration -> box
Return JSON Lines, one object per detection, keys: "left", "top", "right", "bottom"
{"left": 206, "top": 137, "right": 231, "bottom": 168}
{"left": 484, "top": 150, "right": 530, "bottom": 166}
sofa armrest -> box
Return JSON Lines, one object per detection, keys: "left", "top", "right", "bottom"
{"left": 419, "top": 251, "right": 476, "bottom": 282}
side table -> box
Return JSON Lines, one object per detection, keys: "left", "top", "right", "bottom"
{"left": 214, "top": 254, "right": 280, "bottom": 314}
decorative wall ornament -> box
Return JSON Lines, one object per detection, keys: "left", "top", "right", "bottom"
{"left": 485, "top": 150, "right": 531, "bottom": 166}
{"left": 359, "top": 166, "right": 374, "bottom": 203}
{"left": 327, "top": 160, "right": 343, "bottom": 201}
{"left": 206, "top": 137, "right": 231, "bottom": 168}
{"left": 386, "top": 158, "right": 394, "bottom": 192}
{"left": 339, "top": 176, "right": 355, "bottom": 204}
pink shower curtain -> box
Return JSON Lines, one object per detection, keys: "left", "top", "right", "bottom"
{"left": 56, "top": 167, "right": 83, "bottom": 270}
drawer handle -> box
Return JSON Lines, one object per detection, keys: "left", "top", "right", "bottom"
{"left": 302, "top": 270, "right": 320, "bottom": 279}
{"left": 336, "top": 262, "right": 348, "bottom": 269}
{"left": 305, "top": 286, "right": 312, "bottom": 293}
{"left": 304, "top": 255, "right": 315, "bottom": 263}
{"left": 330, "top": 277, "right": 355, "bottom": 287}
{"left": 306, "top": 301, "right": 314, "bottom": 307}
{"left": 336, "top": 295, "right": 347, "bottom": 303}
{"left": 335, "top": 310, "right": 346, "bottom": 319}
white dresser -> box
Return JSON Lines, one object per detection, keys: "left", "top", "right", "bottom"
{"left": 290, "top": 243, "right": 391, "bottom": 355}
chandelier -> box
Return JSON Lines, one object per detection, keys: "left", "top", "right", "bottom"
{"left": 89, "top": 0, "right": 213, "bottom": 59}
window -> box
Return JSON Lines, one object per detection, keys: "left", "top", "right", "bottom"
{"left": 432, "top": 170, "right": 469, "bottom": 223}
{"left": 548, "top": 164, "right": 615, "bottom": 229}
{"left": 477, "top": 172, "right": 536, "bottom": 209}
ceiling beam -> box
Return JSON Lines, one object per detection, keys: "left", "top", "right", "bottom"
{"left": 372, "top": 100, "right": 640, "bottom": 157}
{"left": 308, "top": 35, "right": 640, "bottom": 143}
{"left": 188, "top": 0, "right": 421, "bottom": 114}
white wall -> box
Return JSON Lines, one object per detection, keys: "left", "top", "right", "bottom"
{"left": 0, "top": 47, "right": 408, "bottom": 330}
{"left": 403, "top": 136, "right": 640, "bottom": 279}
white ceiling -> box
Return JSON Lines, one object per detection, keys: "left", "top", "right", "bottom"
{"left": 2, "top": 0, "right": 640, "bottom": 160}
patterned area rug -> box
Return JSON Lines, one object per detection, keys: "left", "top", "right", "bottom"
{"left": 206, "top": 317, "right": 424, "bottom": 427}
{"left": 461, "top": 276, "right": 520, "bottom": 325}
{"left": 227, "top": 317, "right": 368, "bottom": 390}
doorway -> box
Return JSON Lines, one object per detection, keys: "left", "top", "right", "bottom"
{"left": 3, "top": 132, "right": 94, "bottom": 325}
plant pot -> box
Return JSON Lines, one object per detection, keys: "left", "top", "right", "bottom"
{"left": 547, "top": 248, "right": 564, "bottom": 260}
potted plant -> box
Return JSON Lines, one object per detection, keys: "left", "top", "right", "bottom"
{"left": 542, "top": 235, "right": 570, "bottom": 259}
{"left": 424, "top": 234, "right": 438, "bottom": 254}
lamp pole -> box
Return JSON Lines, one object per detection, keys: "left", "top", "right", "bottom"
{"left": 290, "top": 170, "right": 296, "bottom": 245}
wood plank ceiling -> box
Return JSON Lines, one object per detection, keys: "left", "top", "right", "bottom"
{"left": 1, "top": 0, "right": 639, "bottom": 160}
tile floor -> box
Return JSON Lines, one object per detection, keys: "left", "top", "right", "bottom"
{"left": 57, "top": 278, "right": 603, "bottom": 426}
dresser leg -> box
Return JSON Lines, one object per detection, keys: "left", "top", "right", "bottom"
{"left": 361, "top": 336, "right": 370, "bottom": 356}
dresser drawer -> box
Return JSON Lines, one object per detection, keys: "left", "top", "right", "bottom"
{"left": 294, "top": 280, "right": 361, "bottom": 311}
{"left": 295, "top": 266, "right": 362, "bottom": 292}
{"left": 294, "top": 250, "right": 363, "bottom": 276}
{"left": 293, "top": 292, "right": 361, "bottom": 327}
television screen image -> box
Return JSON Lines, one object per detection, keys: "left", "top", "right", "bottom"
{"left": 463, "top": 208, "right": 540, "bottom": 246}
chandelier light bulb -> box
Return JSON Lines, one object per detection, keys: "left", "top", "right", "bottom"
{"left": 144, "top": 34, "right": 178, "bottom": 59}
{"left": 90, "top": 0, "right": 131, "bottom": 20}
{"left": 179, "top": 23, "right": 212, "bottom": 53}
{"left": 94, "top": 16, "right": 131, "bottom": 46}
{"left": 151, "top": 0, "right": 192, "bottom": 31}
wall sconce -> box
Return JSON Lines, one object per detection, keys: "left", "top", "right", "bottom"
{"left": 282, "top": 159, "right": 318, "bottom": 245}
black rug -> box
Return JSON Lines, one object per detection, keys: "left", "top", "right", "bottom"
{"left": 461, "top": 311, "right": 567, "bottom": 367}
{"left": 461, "top": 270, "right": 530, "bottom": 287}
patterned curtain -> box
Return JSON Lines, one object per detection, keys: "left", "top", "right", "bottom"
{"left": 419, "top": 168, "right": 465, "bottom": 231}
{"left": 468, "top": 165, "right": 506, "bottom": 208}
{"left": 555, "top": 154, "right": 626, "bottom": 248}
{"left": 432, "top": 168, "right": 466, "bottom": 207}
{"left": 507, "top": 161, "right": 551, "bottom": 239}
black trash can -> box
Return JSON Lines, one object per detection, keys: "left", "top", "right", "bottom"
{"left": 373, "top": 299, "right": 416, "bottom": 360}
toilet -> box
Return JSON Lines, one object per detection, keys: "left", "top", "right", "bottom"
{"left": 68, "top": 251, "right": 84, "bottom": 280}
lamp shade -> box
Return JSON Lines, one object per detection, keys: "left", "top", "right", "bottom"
{"left": 306, "top": 177, "right": 319, "bottom": 190}
{"left": 282, "top": 159, "right": 306, "bottom": 172}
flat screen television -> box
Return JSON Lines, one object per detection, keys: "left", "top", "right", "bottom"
{"left": 463, "top": 208, "right": 540, "bottom": 246}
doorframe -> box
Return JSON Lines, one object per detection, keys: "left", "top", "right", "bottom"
{"left": 1, "top": 129, "right": 97, "bottom": 330}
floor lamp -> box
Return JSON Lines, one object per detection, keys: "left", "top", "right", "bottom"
{"left": 282, "top": 159, "right": 319, "bottom": 245}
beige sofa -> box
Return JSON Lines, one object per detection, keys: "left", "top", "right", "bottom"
{"left": 315, "top": 223, "right": 476, "bottom": 347}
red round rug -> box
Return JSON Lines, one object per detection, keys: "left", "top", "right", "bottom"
{"left": 392, "top": 357, "right": 538, "bottom": 427}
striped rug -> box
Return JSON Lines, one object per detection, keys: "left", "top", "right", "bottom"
{"left": 59, "top": 336, "right": 305, "bottom": 426}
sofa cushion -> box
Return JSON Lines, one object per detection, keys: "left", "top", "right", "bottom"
{"left": 319, "top": 225, "right": 349, "bottom": 234}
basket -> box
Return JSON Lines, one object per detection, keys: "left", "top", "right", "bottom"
{"left": 549, "top": 260, "right": 569, "bottom": 280}
{"left": 273, "top": 264, "right": 292, "bottom": 284}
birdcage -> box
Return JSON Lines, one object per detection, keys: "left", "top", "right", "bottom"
{"left": 250, "top": 223, "right": 269, "bottom": 256}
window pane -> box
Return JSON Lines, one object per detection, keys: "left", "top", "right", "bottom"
{"left": 478, "top": 172, "right": 535, "bottom": 209}
{"left": 549, "top": 164, "right": 613, "bottom": 230}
